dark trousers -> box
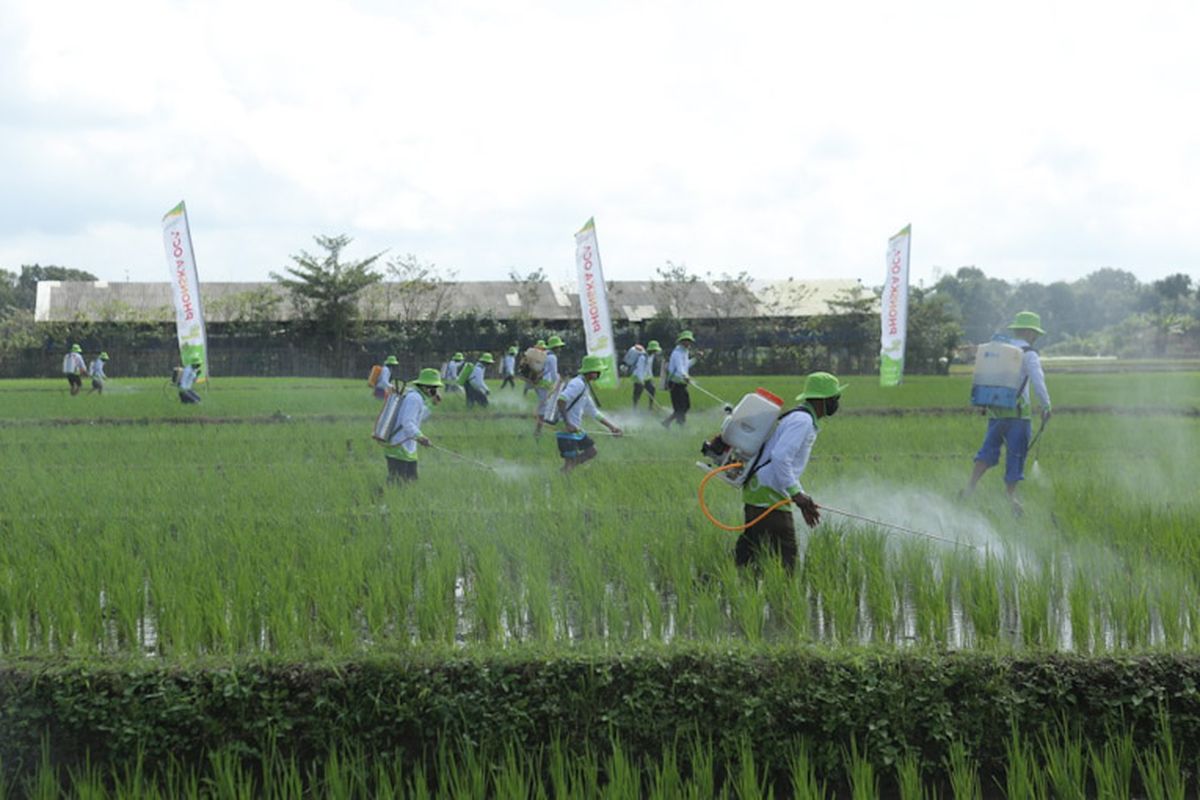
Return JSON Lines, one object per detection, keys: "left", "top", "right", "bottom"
{"left": 179, "top": 389, "right": 202, "bottom": 404}
{"left": 662, "top": 383, "right": 690, "bottom": 426}
{"left": 501, "top": 375, "right": 515, "bottom": 388}
{"left": 632, "top": 380, "right": 656, "bottom": 407}
{"left": 735, "top": 506, "right": 798, "bottom": 573}
{"left": 465, "top": 384, "right": 489, "bottom": 408}
{"left": 387, "top": 457, "right": 418, "bottom": 484}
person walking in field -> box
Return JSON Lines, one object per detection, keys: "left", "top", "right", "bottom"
{"left": 500, "top": 346, "right": 517, "bottom": 389}
{"left": 63, "top": 344, "right": 87, "bottom": 396}
{"left": 88, "top": 352, "right": 109, "bottom": 395}
{"left": 631, "top": 340, "right": 661, "bottom": 410}
{"left": 465, "top": 352, "right": 493, "bottom": 408}
{"left": 556, "top": 354, "right": 623, "bottom": 473}
{"left": 374, "top": 355, "right": 399, "bottom": 399}
{"left": 735, "top": 371, "right": 845, "bottom": 574}
{"left": 960, "top": 310, "right": 1052, "bottom": 516}
{"left": 534, "top": 335, "right": 566, "bottom": 436}
{"left": 523, "top": 339, "right": 546, "bottom": 397}
{"left": 661, "top": 331, "right": 696, "bottom": 427}
{"left": 384, "top": 367, "right": 443, "bottom": 484}
{"left": 178, "top": 359, "right": 204, "bottom": 404}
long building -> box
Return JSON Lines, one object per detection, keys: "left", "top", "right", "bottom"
{"left": 35, "top": 278, "right": 873, "bottom": 323}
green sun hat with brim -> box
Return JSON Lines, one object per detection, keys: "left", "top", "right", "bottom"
{"left": 796, "top": 371, "right": 848, "bottom": 402}
{"left": 546, "top": 335, "right": 566, "bottom": 349}
{"left": 676, "top": 330, "right": 695, "bottom": 343}
{"left": 71, "top": 344, "right": 82, "bottom": 353}
{"left": 413, "top": 367, "right": 444, "bottom": 387}
{"left": 453, "top": 352, "right": 464, "bottom": 361}
{"left": 535, "top": 339, "right": 547, "bottom": 348}
{"left": 646, "top": 340, "right": 662, "bottom": 352}
{"left": 384, "top": 355, "right": 399, "bottom": 365}
{"left": 507, "top": 346, "right": 518, "bottom": 355}
{"left": 580, "top": 354, "right": 607, "bottom": 374}
{"left": 99, "top": 352, "right": 109, "bottom": 360}
{"left": 479, "top": 353, "right": 494, "bottom": 364}
{"left": 1006, "top": 310, "right": 1045, "bottom": 335}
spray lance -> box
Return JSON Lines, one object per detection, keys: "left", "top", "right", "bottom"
{"left": 689, "top": 379, "right": 734, "bottom": 414}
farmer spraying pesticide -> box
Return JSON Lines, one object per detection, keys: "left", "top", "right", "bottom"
{"left": 442, "top": 352, "right": 465, "bottom": 393}
{"left": 630, "top": 340, "right": 662, "bottom": 410}
{"left": 500, "top": 346, "right": 517, "bottom": 389}
{"left": 88, "top": 352, "right": 109, "bottom": 395}
{"left": 661, "top": 331, "right": 697, "bottom": 428}
{"left": 961, "top": 310, "right": 1052, "bottom": 516}
{"left": 376, "top": 367, "right": 443, "bottom": 484}
{"left": 555, "top": 354, "right": 623, "bottom": 473}
{"left": 464, "top": 352, "right": 493, "bottom": 408}
{"left": 178, "top": 359, "right": 203, "bottom": 404}
{"left": 534, "top": 336, "right": 566, "bottom": 437}
{"left": 371, "top": 355, "right": 399, "bottom": 399}
{"left": 62, "top": 344, "right": 87, "bottom": 396}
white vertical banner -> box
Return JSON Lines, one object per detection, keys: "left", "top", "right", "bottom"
{"left": 161, "top": 201, "right": 209, "bottom": 379}
{"left": 574, "top": 217, "right": 618, "bottom": 388}
{"left": 880, "top": 224, "right": 911, "bottom": 387}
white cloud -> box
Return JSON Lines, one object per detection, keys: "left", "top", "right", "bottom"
{"left": 1, "top": 0, "right": 1198, "bottom": 289}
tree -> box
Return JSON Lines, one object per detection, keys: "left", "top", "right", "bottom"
{"left": 650, "top": 261, "right": 699, "bottom": 321}
{"left": 271, "top": 235, "right": 382, "bottom": 349}
{"left": 0, "top": 269, "right": 18, "bottom": 311}
{"left": 813, "top": 284, "right": 878, "bottom": 374}
{"left": 931, "top": 266, "right": 1011, "bottom": 344}
{"left": 13, "top": 265, "right": 99, "bottom": 310}
{"left": 906, "top": 288, "right": 963, "bottom": 372}
{"left": 1151, "top": 273, "right": 1194, "bottom": 315}
{"left": 707, "top": 270, "right": 759, "bottom": 319}
{"left": 383, "top": 255, "right": 457, "bottom": 327}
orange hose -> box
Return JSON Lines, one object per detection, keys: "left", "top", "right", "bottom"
{"left": 698, "top": 462, "right": 793, "bottom": 532}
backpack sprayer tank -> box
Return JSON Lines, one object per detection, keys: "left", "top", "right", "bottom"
{"left": 696, "top": 388, "right": 784, "bottom": 486}
{"left": 970, "top": 338, "right": 1026, "bottom": 408}
{"left": 373, "top": 389, "right": 405, "bottom": 443}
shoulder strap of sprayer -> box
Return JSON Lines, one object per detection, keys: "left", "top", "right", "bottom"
{"left": 743, "top": 405, "right": 814, "bottom": 485}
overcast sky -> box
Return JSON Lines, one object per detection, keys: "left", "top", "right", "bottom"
{"left": 2, "top": 0, "right": 1198, "bottom": 290}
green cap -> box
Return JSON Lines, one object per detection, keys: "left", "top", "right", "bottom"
{"left": 535, "top": 339, "right": 546, "bottom": 348}
{"left": 1007, "top": 310, "right": 1045, "bottom": 335}
{"left": 646, "top": 340, "right": 661, "bottom": 352}
{"left": 546, "top": 335, "right": 565, "bottom": 348}
{"left": 507, "top": 346, "right": 518, "bottom": 355}
{"left": 99, "top": 352, "right": 109, "bottom": 360}
{"left": 580, "top": 354, "right": 607, "bottom": 374}
{"left": 413, "top": 367, "right": 444, "bottom": 387}
{"left": 384, "top": 355, "right": 399, "bottom": 365}
{"left": 71, "top": 344, "right": 82, "bottom": 353}
{"left": 453, "top": 352, "right": 464, "bottom": 361}
{"left": 676, "top": 330, "right": 695, "bottom": 343}
{"left": 796, "top": 371, "right": 847, "bottom": 402}
{"left": 479, "top": 352, "right": 494, "bottom": 364}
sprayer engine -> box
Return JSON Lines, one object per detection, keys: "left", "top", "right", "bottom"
{"left": 695, "top": 388, "right": 785, "bottom": 487}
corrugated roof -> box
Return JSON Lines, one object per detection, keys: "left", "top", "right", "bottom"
{"left": 34, "top": 278, "right": 873, "bottom": 323}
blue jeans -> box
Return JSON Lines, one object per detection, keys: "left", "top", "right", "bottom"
{"left": 974, "top": 418, "right": 1031, "bottom": 484}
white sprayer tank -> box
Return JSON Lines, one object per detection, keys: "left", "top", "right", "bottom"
{"left": 721, "top": 388, "right": 784, "bottom": 457}
{"left": 970, "top": 340, "right": 1025, "bottom": 408}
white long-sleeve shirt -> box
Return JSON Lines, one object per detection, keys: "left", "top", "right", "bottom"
{"left": 443, "top": 360, "right": 461, "bottom": 382}
{"left": 742, "top": 408, "right": 818, "bottom": 507}
{"left": 557, "top": 375, "right": 602, "bottom": 430}
{"left": 63, "top": 352, "right": 86, "bottom": 375}
{"left": 89, "top": 359, "right": 106, "bottom": 380}
{"left": 541, "top": 351, "right": 559, "bottom": 387}
{"left": 633, "top": 352, "right": 655, "bottom": 381}
{"left": 377, "top": 364, "right": 392, "bottom": 389}
{"left": 469, "top": 362, "right": 489, "bottom": 393}
{"left": 991, "top": 338, "right": 1051, "bottom": 419}
{"left": 387, "top": 390, "right": 431, "bottom": 458}
{"left": 179, "top": 365, "right": 200, "bottom": 390}
{"left": 667, "top": 345, "right": 693, "bottom": 384}
{"left": 501, "top": 354, "right": 515, "bottom": 377}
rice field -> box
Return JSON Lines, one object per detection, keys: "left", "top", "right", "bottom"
{"left": 1, "top": 369, "right": 1197, "bottom": 659}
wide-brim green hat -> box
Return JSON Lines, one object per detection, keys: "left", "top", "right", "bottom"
{"left": 479, "top": 353, "right": 494, "bottom": 364}
{"left": 453, "top": 352, "right": 464, "bottom": 361}
{"left": 580, "top": 354, "right": 607, "bottom": 374}
{"left": 99, "top": 352, "right": 109, "bottom": 360}
{"left": 546, "top": 335, "right": 565, "bottom": 348}
{"left": 414, "top": 367, "right": 444, "bottom": 387}
{"left": 71, "top": 344, "right": 82, "bottom": 353}
{"left": 507, "top": 347, "right": 518, "bottom": 355}
{"left": 796, "top": 371, "right": 848, "bottom": 402}
{"left": 535, "top": 339, "right": 547, "bottom": 348}
{"left": 1007, "top": 310, "right": 1045, "bottom": 335}
{"left": 676, "top": 330, "right": 695, "bottom": 343}
{"left": 646, "top": 340, "right": 661, "bottom": 352}
{"left": 384, "top": 355, "right": 399, "bottom": 365}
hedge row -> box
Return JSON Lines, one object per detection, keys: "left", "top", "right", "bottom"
{"left": 2, "top": 647, "right": 1198, "bottom": 782}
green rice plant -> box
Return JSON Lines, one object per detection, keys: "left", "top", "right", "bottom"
{"left": 1000, "top": 722, "right": 1046, "bottom": 800}
{"left": 786, "top": 738, "right": 827, "bottom": 800}
{"left": 686, "top": 736, "right": 720, "bottom": 800}
{"left": 1017, "top": 564, "right": 1053, "bottom": 650}
{"left": 730, "top": 571, "right": 768, "bottom": 643}
{"left": 1067, "top": 562, "right": 1095, "bottom": 655}
{"left": 857, "top": 531, "right": 898, "bottom": 644}
{"left": 1088, "top": 730, "right": 1134, "bottom": 800}
{"left": 944, "top": 739, "right": 981, "bottom": 800}
{"left": 1039, "top": 720, "right": 1087, "bottom": 800}
{"left": 956, "top": 548, "right": 1001, "bottom": 647}
{"left": 843, "top": 738, "right": 878, "bottom": 800}
{"left": 893, "top": 750, "right": 929, "bottom": 800}
{"left": 728, "top": 735, "right": 772, "bottom": 800}
{"left": 492, "top": 740, "right": 538, "bottom": 798}
{"left": 603, "top": 737, "right": 643, "bottom": 799}
{"left": 1136, "top": 711, "right": 1185, "bottom": 800}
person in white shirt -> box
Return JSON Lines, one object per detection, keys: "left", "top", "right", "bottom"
{"left": 500, "top": 346, "right": 517, "bottom": 389}
{"left": 465, "top": 353, "right": 493, "bottom": 408}
{"left": 661, "top": 330, "right": 696, "bottom": 428}
{"left": 375, "top": 355, "right": 399, "bottom": 399}
{"left": 88, "top": 352, "right": 109, "bottom": 394}
{"left": 555, "top": 354, "right": 622, "bottom": 472}
{"left": 736, "top": 372, "right": 845, "bottom": 574}
{"left": 384, "top": 367, "right": 443, "bottom": 484}
{"left": 443, "top": 352, "right": 464, "bottom": 393}
{"left": 631, "top": 340, "right": 661, "bottom": 410}
{"left": 62, "top": 344, "right": 87, "bottom": 396}
{"left": 178, "top": 360, "right": 203, "bottom": 404}
{"left": 961, "top": 311, "right": 1053, "bottom": 516}
{"left": 534, "top": 336, "right": 566, "bottom": 436}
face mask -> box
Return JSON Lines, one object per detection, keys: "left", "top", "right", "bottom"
{"left": 824, "top": 396, "right": 840, "bottom": 416}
